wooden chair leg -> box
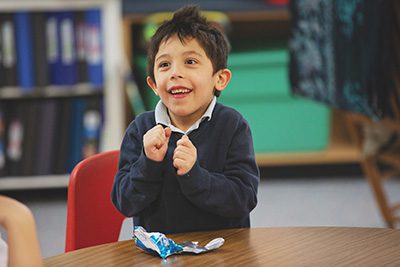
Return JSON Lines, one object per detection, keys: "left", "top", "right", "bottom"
{"left": 361, "top": 157, "right": 394, "bottom": 228}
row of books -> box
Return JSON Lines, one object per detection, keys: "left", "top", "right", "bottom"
{"left": 0, "top": 9, "right": 103, "bottom": 91}
{"left": 0, "top": 95, "right": 103, "bottom": 177}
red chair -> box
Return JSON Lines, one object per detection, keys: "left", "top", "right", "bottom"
{"left": 65, "top": 150, "right": 125, "bottom": 252}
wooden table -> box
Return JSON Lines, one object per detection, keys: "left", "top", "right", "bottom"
{"left": 44, "top": 227, "right": 400, "bottom": 266}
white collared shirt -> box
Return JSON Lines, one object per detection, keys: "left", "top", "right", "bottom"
{"left": 155, "top": 96, "right": 217, "bottom": 135}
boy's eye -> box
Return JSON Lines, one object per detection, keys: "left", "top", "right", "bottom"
{"left": 158, "top": 62, "right": 170, "bottom": 68}
{"left": 185, "top": 58, "right": 197, "bottom": 65}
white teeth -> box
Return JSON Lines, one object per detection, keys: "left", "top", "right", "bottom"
{"left": 170, "top": 88, "right": 191, "bottom": 94}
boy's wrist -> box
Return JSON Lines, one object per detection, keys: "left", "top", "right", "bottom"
{"left": 176, "top": 160, "right": 200, "bottom": 178}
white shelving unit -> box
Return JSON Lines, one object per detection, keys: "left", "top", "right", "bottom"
{"left": 0, "top": 175, "right": 69, "bottom": 190}
{"left": 0, "top": 0, "right": 125, "bottom": 190}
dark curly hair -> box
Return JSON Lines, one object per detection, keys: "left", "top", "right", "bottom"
{"left": 146, "top": 5, "right": 229, "bottom": 96}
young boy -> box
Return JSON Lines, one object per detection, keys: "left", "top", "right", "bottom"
{"left": 112, "top": 5, "right": 259, "bottom": 234}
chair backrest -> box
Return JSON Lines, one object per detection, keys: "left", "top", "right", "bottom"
{"left": 65, "top": 150, "right": 125, "bottom": 252}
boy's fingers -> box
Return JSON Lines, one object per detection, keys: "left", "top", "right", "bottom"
{"left": 153, "top": 124, "right": 164, "bottom": 132}
{"left": 173, "top": 147, "right": 192, "bottom": 160}
{"left": 177, "top": 135, "right": 192, "bottom": 147}
{"left": 173, "top": 158, "right": 192, "bottom": 176}
{"left": 173, "top": 158, "right": 188, "bottom": 175}
{"left": 173, "top": 158, "right": 182, "bottom": 167}
{"left": 154, "top": 136, "right": 165, "bottom": 149}
{"left": 177, "top": 169, "right": 186, "bottom": 176}
{"left": 173, "top": 158, "right": 186, "bottom": 173}
{"left": 148, "top": 126, "right": 170, "bottom": 149}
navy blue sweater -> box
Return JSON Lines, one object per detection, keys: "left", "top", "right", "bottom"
{"left": 112, "top": 102, "right": 259, "bottom": 234}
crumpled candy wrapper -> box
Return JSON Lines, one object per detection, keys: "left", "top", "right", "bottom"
{"left": 133, "top": 226, "right": 224, "bottom": 259}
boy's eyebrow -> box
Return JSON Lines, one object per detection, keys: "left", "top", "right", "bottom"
{"left": 155, "top": 54, "right": 169, "bottom": 62}
{"left": 182, "top": 50, "right": 204, "bottom": 58}
{"left": 155, "top": 50, "right": 204, "bottom": 62}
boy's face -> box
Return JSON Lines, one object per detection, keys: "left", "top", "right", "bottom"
{"left": 147, "top": 35, "right": 231, "bottom": 128}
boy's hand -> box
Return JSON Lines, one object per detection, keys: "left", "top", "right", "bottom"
{"left": 173, "top": 135, "right": 197, "bottom": 175}
{"left": 143, "top": 125, "right": 172, "bottom": 162}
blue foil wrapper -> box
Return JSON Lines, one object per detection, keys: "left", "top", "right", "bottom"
{"left": 133, "top": 226, "right": 224, "bottom": 259}
{"left": 133, "top": 226, "right": 183, "bottom": 258}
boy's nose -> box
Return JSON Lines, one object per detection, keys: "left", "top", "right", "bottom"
{"left": 170, "top": 65, "right": 184, "bottom": 79}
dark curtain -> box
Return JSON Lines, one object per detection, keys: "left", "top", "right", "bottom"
{"left": 289, "top": 0, "right": 396, "bottom": 120}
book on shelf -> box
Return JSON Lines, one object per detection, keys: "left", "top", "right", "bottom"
{"left": 67, "top": 97, "right": 85, "bottom": 173}
{"left": 75, "top": 11, "right": 88, "bottom": 84}
{"left": 54, "top": 98, "right": 72, "bottom": 174}
{"left": 67, "top": 95, "right": 104, "bottom": 173}
{"left": 15, "top": 12, "right": 35, "bottom": 92}
{"left": 82, "top": 96, "right": 103, "bottom": 159}
{"left": 15, "top": 12, "right": 49, "bottom": 92}
{"left": 59, "top": 11, "right": 77, "bottom": 86}
{"left": 32, "top": 12, "right": 50, "bottom": 88}
{"left": 46, "top": 11, "right": 61, "bottom": 86}
{"left": 3, "top": 100, "right": 44, "bottom": 176}
{"left": 4, "top": 101, "right": 25, "bottom": 176}
{"left": 0, "top": 13, "right": 18, "bottom": 87}
{"left": 35, "top": 99, "right": 58, "bottom": 175}
{"left": 0, "top": 105, "right": 5, "bottom": 177}
{"left": 21, "top": 101, "right": 40, "bottom": 175}
{"left": 85, "top": 9, "right": 104, "bottom": 88}
{"left": 0, "top": 24, "right": 4, "bottom": 88}
{"left": 46, "top": 11, "right": 78, "bottom": 86}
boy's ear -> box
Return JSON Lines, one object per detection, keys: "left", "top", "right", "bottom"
{"left": 146, "top": 76, "right": 159, "bottom": 96}
{"left": 215, "top": 68, "right": 232, "bottom": 92}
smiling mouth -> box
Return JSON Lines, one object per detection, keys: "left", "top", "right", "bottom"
{"left": 168, "top": 87, "right": 192, "bottom": 95}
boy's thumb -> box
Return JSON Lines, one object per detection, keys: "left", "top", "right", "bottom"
{"left": 164, "top": 127, "right": 172, "bottom": 138}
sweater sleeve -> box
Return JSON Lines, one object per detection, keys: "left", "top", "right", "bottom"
{"left": 176, "top": 118, "right": 259, "bottom": 218}
{"left": 111, "top": 121, "right": 163, "bottom": 217}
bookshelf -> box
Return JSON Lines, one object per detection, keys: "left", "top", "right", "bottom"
{"left": 122, "top": 2, "right": 362, "bottom": 168}
{"left": 0, "top": 0, "right": 125, "bottom": 190}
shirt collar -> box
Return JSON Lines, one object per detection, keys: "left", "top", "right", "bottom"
{"left": 155, "top": 96, "right": 217, "bottom": 134}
